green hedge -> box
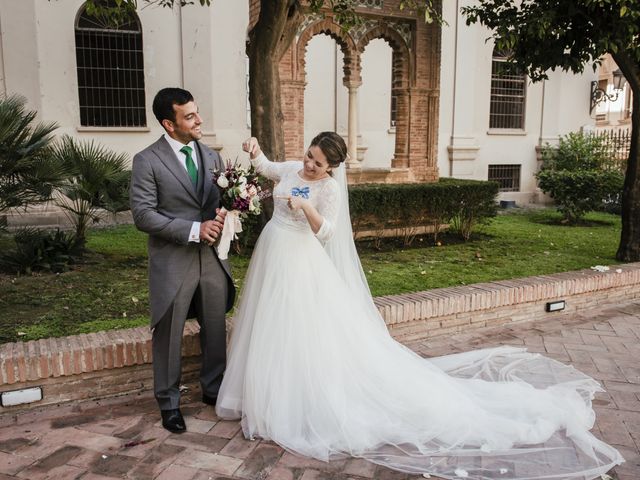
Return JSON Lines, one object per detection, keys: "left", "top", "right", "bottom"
{"left": 348, "top": 178, "right": 499, "bottom": 245}
{"left": 233, "top": 178, "right": 500, "bottom": 252}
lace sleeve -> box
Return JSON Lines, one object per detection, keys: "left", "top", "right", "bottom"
{"left": 251, "top": 152, "right": 298, "bottom": 181}
{"left": 314, "top": 179, "right": 341, "bottom": 244}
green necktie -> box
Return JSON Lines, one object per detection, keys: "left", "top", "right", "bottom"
{"left": 180, "top": 145, "right": 198, "bottom": 187}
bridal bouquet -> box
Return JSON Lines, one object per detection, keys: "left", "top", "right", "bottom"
{"left": 211, "top": 160, "right": 264, "bottom": 259}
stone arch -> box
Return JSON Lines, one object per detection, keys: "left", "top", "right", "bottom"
{"left": 277, "top": 6, "right": 441, "bottom": 181}
{"left": 357, "top": 25, "right": 413, "bottom": 169}
{"left": 295, "top": 18, "right": 359, "bottom": 85}
{"left": 357, "top": 24, "right": 412, "bottom": 89}
{"left": 278, "top": 17, "right": 359, "bottom": 160}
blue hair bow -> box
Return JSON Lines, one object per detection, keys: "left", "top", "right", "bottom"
{"left": 291, "top": 186, "right": 310, "bottom": 199}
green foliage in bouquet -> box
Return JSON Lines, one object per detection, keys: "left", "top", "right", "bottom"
{"left": 212, "top": 161, "right": 264, "bottom": 217}
{"left": 536, "top": 132, "right": 624, "bottom": 223}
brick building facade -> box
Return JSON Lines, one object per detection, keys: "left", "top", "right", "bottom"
{"left": 249, "top": 1, "right": 441, "bottom": 183}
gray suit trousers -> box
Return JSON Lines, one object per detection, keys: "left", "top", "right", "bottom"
{"left": 152, "top": 244, "right": 228, "bottom": 410}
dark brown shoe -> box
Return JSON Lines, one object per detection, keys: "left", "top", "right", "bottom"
{"left": 161, "top": 408, "right": 186, "bottom": 434}
{"left": 202, "top": 393, "right": 217, "bottom": 406}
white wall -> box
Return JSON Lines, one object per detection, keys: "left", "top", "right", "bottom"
{"left": 304, "top": 34, "right": 339, "bottom": 149}
{"left": 0, "top": 0, "right": 43, "bottom": 113}
{"left": 438, "top": 0, "right": 596, "bottom": 204}
{"left": 207, "top": 0, "right": 251, "bottom": 161}
{"left": 359, "top": 38, "right": 394, "bottom": 169}
{"left": 0, "top": 4, "right": 6, "bottom": 97}
{"left": 0, "top": 0, "right": 250, "bottom": 165}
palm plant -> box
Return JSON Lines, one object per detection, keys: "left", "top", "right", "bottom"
{"left": 0, "top": 95, "right": 63, "bottom": 228}
{"left": 51, "top": 136, "right": 130, "bottom": 247}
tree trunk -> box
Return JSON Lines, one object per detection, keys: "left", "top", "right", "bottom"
{"left": 613, "top": 52, "right": 640, "bottom": 262}
{"left": 247, "top": 0, "right": 303, "bottom": 161}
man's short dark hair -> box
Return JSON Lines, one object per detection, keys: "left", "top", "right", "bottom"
{"left": 152, "top": 88, "right": 194, "bottom": 125}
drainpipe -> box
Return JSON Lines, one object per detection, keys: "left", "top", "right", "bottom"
{"left": 178, "top": 4, "right": 185, "bottom": 88}
{"left": 449, "top": 0, "right": 460, "bottom": 177}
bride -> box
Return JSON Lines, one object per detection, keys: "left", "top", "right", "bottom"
{"left": 215, "top": 132, "right": 624, "bottom": 479}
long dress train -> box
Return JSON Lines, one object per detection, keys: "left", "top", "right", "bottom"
{"left": 216, "top": 154, "right": 624, "bottom": 480}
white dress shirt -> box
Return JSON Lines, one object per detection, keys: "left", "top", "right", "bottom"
{"left": 163, "top": 133, "right": 201, "bottom": 243}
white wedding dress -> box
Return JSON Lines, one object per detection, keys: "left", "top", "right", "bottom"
{"left": 216, "top": 153, "right": 624, "bottom": 480}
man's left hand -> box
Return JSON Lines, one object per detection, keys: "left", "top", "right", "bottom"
{"left": 200, "top": 208, "right": 227, "bottom": 245}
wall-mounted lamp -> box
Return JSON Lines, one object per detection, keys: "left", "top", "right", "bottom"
{"left": 590, "top": 68, "right": 627, "bottom": 114}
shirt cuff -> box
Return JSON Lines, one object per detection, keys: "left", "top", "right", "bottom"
{"left": 189, "top": 222, "right": 201, "bottom": 243}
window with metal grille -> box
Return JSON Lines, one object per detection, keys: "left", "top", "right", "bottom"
{"left": 488, "top": 164, "right": 521, "bottom": 192}
{"left": 489, "top": 49, "right": 526, "bottom": 130}
{"left": 390, "top": 94, "right": 397, "bottom": 128}
{"left": 75, "top": 4, "right": 146, "bottom": 127}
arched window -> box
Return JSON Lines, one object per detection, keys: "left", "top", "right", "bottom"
{"left": 75, "top": 3, "right": 146, "bottom": 127}
{"left": 489, "top": 49, "right": 526, "bottom": 130}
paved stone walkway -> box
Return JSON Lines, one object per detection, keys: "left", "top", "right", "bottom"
{"left": 1, "top": 300, "right": 639, "bottom": 480}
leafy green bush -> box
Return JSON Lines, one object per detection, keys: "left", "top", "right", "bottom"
{"left": 536, "top": 132, "right": 624, "bottom": 223}
{"left": 50, "top": 136, "right": 130, "bottom": 247}
{"left": 439, "top": 178, "right": 500, "bottom": 241}
{"left": 0, "top": 228, "right": 82, "bottom": 274}
{"left": 348, "top": 178, "right": 499, "bottom": 245}
{"left": 0, "top": 95, "right": 65, "bottom": 217}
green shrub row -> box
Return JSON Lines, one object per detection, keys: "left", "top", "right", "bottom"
{"left": 230, "top": 178, "right": 500, "bottom": 253}
{"left": 348, "top": 178, "right": 500, "bottom": 245}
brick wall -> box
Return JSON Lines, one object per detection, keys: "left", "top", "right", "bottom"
{"left": 2, "top": 263, "right": 639, "bottom": 415}
{"left": 274, "top": 2, "right": 441, "bottom": 182}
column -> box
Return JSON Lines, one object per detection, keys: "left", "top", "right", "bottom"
{"left": 346, "top": 82, "right": 361, "bottom": 169}
{"left": 392, "top": 89, "right": 410, "bottom": 168}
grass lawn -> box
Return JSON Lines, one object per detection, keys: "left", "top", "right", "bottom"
{"left": 0, "top": 208, "right": 621, "bottom": 343}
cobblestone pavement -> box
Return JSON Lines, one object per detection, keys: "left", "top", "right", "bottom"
{"left": 1, "top": 301, "right": 639, "bottom": 480}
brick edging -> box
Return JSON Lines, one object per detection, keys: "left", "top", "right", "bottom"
{"left": 0, "top": 319, "right": 200, "bottom": 386}
{"left": 1, "top": 263, "right": 640, "bottom": 407}
{"left": 378, "top": 263, "right": 640, "bottom": 341}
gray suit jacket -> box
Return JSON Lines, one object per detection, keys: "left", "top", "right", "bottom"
{"left": 130, "top": 136, "right": 235, "bottom": 327}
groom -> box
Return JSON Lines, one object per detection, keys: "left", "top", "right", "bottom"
{"left": 130, "top": 88, "right": 235, "bottom": 434}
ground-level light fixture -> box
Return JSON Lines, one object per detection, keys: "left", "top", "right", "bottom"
{"left": 545, "top": 300, "right": 566, "bottom": 312}
{"left": 0, "top": 387, "right": 43, "bottom": 407}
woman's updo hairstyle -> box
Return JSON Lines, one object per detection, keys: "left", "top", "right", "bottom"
{"left": 310, "top": 132, "right": 347, "bottom": 170}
